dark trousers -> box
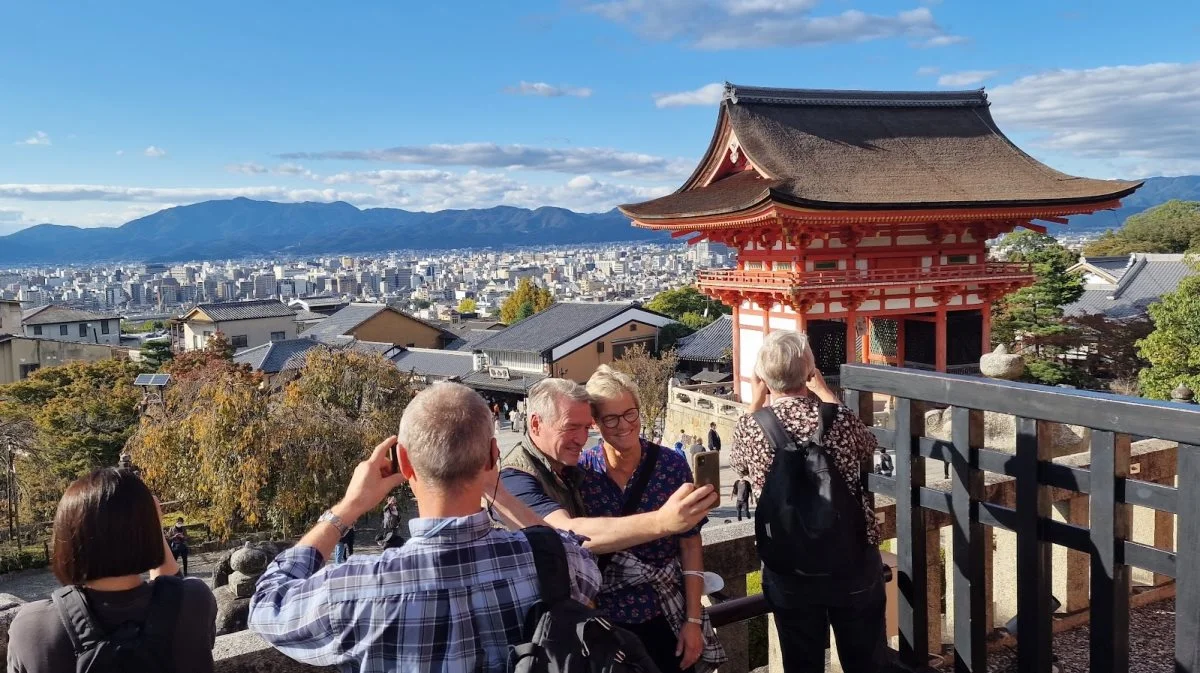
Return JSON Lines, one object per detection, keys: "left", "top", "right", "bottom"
{"left": 172, "top": 546, "right": 188, "bottom": 576}
{"left": 736, "top": 501, "right": 751, "bottom": 521}
{"left": 762, "top": 549, "right": 888, "bottom": 673}
{"left": 617, "top": 615, "right": 694, "bottom": 673}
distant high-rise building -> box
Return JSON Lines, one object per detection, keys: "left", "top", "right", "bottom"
{"left": 254, "top": 272, "right": 277, "bottom": 299}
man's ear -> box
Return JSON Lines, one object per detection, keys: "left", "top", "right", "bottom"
{"left": 398, "top": 444, "right": 418, "bottom": 481}
{"left": 489, "top": 437, "right": 500, "bottom": 471}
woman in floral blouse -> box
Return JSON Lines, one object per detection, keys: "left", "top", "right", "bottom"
{"left": 579, "top": 365, "right": 726, "bottom": 673}
{"left": 730, "top": 330, "right": 888, "bottom": 673}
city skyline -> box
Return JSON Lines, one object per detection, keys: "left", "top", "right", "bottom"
{"left": 2, "top": 1, "right": 1199, "bottom": 233}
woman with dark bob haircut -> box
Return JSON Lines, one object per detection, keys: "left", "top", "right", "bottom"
{"left": 7, "top": 468, "right": 217, "bottom": 673}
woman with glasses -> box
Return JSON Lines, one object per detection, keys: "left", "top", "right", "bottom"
{"left": 579, "top": 365, "right": 726, "bottom": 673}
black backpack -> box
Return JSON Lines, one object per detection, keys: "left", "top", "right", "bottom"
{"left": 509, "top": 526, "right": 660, "bottom": 673}
{"left": 752, "top": 403, "right": 866, "bottom": 579}
{"left": 51, "top": 575, "right": 183, "bottom": 673}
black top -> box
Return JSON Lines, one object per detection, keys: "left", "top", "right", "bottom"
{"left": 7, "top": 577, "right": 217, "bottom": 673}
{"left": 708, "top": 428, "right": 722, "bottom": 451}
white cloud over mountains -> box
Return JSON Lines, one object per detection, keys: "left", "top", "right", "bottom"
{"left": 505, "top": 81, "right": 593, "bottom": 97}
{"left": 654, "top": 83, "right": 725, "bottom": 108}
{"left": 277, "top": 142, "right": 691, "bottom": 179}
{"left": 990, "top": 62, "right": 1200, "bottom": 174}
{"left": 936, "top": 70, "right": 997, "bottom": 87}
{"left": 584, "top": 1, "right": 964, "bottom": 49}
{"left": 17, "top": 131, "right": 51, "bottom": 146}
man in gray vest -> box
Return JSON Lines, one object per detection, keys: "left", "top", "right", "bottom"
{"left": 499, "top": 378, "right": 717, "bottom": 553}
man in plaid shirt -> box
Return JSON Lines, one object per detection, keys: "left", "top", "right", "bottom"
{"left": 249, "top": 383, "right": 601, "bottom": 673}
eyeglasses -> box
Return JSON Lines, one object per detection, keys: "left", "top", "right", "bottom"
{"left": 599, "top": 407, "right": 641, "bottom": 429}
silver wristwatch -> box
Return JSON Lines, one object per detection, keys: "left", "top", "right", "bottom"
{"left": 318, "top": 510, "right": 351, "bottom": 536}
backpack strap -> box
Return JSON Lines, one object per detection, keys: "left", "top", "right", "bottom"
{"left": 522, "top": 525, "right": 572, "bottom": 606}
{"left": 597, "top": 444, "right": 660, "bottom": 572}
{"left": 751, "top": 408, "right": 799, "bottom": 452}
{"left": 620, "top": 444, "right": 660, "bottom": 517}
{"left": 815, "top": 402, "right": 840, "bottom": 444}
{"left": 51, "top": 586, "right": 104, "bottom": 656}
{"left": 141, "top": 575, "right": 183, "bottom": 654}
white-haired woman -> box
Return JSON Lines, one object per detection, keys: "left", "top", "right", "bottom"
{"left": 579, "top": 365, "right": 726, "bottom": 673}
{"left": 730, "top": 329, "right": 887, "bottom": 673}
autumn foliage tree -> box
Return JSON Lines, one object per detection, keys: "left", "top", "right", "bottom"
{"left": 0, "top": 359, "right": 143, "bottom": 521}
{"left": 612, "top": 343, "right": 679, "bottom": 441}
{"left": 127, "top": 343, "right": 417, "bottom": 539}
{"left": 499, "top": 278, "right": 553, "bottom": 324}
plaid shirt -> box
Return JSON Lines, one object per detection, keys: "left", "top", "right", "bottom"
{"left": 249, "top": 510, "right": 601, "bottom": 673}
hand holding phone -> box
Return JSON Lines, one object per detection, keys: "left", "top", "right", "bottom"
{"left": 692, "top": 451, "right": 721, "bottom": 494}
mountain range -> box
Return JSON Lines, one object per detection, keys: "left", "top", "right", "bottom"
{"left": 2, "top": 175, "right": 1198, "bottom": 264}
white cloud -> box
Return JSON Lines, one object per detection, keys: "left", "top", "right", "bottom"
{"left": 0, "top": 183, "right": 379, "bottom": 205}
{"left": 277, "top": 142, "right": 691, "bottom": 179}
{"left": 584, "top": 1, "right": 952, "bottom": 49}
{"left": 916, "top": 66, "right": 940, "bottom": 76}
{"left": 936, "top": 70, "right": 997, "bottom": 87}
{"left": 17, "top": 131, "right": 50, "bottom": 146}
{"left": 143, "top": 145, "right": 168, "bottom": 158}
{"left": 989, "top": 62, "right": 1200, "bottom": 173}
{"left": 654, "top": 83, "right": 725, "bottom": 108}
{"left": 504, "top": 81, "right": 593, "bottom": 98}
{"left": 919, "top": 34, "right": 969, "bottom": 47}
{"left": 225, "top": 162, "right": 268, "bottom": 175}
{"left": 723, "top": 0, "right": 818, "bottom": 15}
{"left": 115, "top": 150, "right": 125, "bottom": 156}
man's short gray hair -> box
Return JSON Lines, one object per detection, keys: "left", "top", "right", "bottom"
{"left": 754, "top": 330, "right": 813, "bottom": 393}
{"left": 527, "top": 378, "right": 590, "bottom": 426}
{"left": 397, "top": 382, "right": 493, "bottom": 487}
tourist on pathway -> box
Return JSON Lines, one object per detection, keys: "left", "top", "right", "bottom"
{"left": 249, "top": 383, "right": 600, "bottom": 673}
{"left": 333, "top": 524, "right": 355, "bottom": 563}
{"left": 731, "top": 330, "right": 887, "bottom": 673}
{"left": 707, "top": 422, "right": 722, "bottom": 452}
{"left": 580, "top": 365, "right": 727, "bottom": 673}
{"left": 7, "top": 468, "right": 217, "bottom": 673}
{"left": 731, "top": 471, "right": 753, "bottom": 521}
{"left": 169, "top": 516, "right": 190, "bottom": 576}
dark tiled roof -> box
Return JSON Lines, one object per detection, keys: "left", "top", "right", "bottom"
{"left": 676, "top": 315, "right": 733, "bottom": 362}
{"left": 193, "top": 300, "right": 296, "bottom": 322}
{"left": 474, "top": 302, "right": 635, "bottom": 354}
{"left": 622, "top": 83, "right": 1140, "bottom": 220}
{"left": 459, "top": 369, "right": 546, "bottom": 394}
{"left": 234, "top": 339, "right": 322, "bottom": 373}
{"left": 1065, "top": 254, "right": 1196, "bottom": 318}
{"left": 444, "top": 329, "right": 500, "bottom": 352}
{"left": 292, "top": 309, "right": 327, "bottom": 323}
{"left": 21, "top": 305, "right": 119, "bottom": 325}
{"left": 691, "top": 369, "right": 733, "bottom": 383}
{"left": 235, "top": 338, "right": 397, "bottom": 373}
{"left": 302, "top": 303, "right": 389, "bottom": 341}
{"left": 391, "top": 348, "right": 477, "bottom": 379}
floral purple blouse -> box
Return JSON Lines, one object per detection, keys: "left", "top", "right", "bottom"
{"left": 577, "top": 438, "right": 704, "bottom": 624}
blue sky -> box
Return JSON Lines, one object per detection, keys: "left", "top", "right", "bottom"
{"left": 2, "top": 0, "right": 1198, "bottom": 233}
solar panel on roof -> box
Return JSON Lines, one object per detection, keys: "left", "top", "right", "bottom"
{"left": 134, "top": 374, "right": 155, "bottom": 386}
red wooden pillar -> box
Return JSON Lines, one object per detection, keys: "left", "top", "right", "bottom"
{"left": 935, "top": 308, "right": 948, "bottom": 372}
{"left": 845, "top": 312, "right": 858, "bottom": 364}
{"left": 863, "top": 316, "right": 873, "bottom": 363}
{"left": 981, "top": 301, "right": 993, "bottom": 355}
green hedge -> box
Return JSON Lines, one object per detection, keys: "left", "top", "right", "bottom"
{"left": 0, "top": 547, "right": 49, "bottom": 574}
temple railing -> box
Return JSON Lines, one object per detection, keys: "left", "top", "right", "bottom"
{"left": 696, "top": 262, "right": 1033, "bottom": 292}
{"left": 840, "top": 364, "right": 1200, "bottom": 673}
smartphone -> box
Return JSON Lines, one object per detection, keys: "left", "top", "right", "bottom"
{"left": 692, "top": 451, "right": 721, "bottom": 493}
{"left": 390, "top": 442, "right": 399, "bottom": 476}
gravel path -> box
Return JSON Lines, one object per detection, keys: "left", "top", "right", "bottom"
{"left": 936, "top": 597, "right": 1176, "bottom": 673}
